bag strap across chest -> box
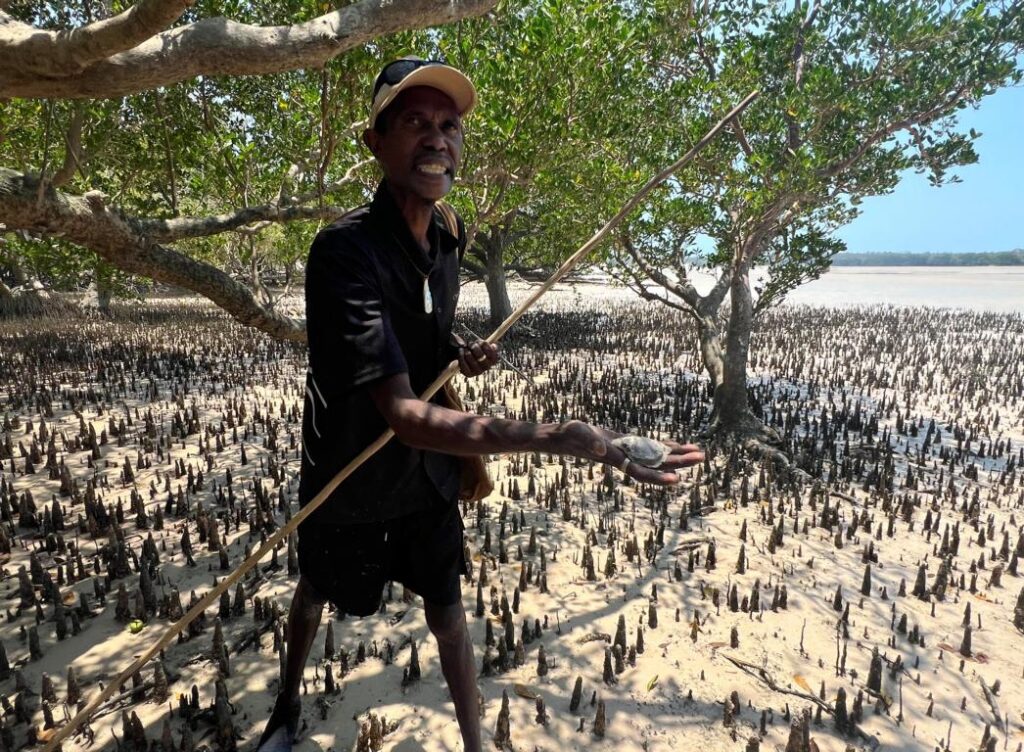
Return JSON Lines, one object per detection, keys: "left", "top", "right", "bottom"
{"left": 435, "top": 201, "right": 464, "bottom": 263}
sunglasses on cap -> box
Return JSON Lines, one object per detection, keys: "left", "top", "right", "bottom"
{"left": 372, "top": 58, "right": 447, "bottom": 99}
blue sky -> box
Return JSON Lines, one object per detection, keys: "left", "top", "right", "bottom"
{"left": 836, "top": 84, "right": 1023, "bottom": 254}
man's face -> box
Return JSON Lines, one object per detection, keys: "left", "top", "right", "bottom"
{"left": 364, "top": 86, "right": 464, "bottom": 204}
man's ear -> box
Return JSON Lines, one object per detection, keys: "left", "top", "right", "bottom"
{"left": 362, "top": 128, "right": 380, "bottom": 156}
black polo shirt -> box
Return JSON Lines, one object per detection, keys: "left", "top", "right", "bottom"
{"left": 298, "top": 180, "right": 463, "bottom": 523}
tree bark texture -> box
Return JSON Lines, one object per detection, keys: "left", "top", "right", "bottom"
{"left": 0, "top": 0, "right": 498, "bottom": 98}
{"left": 712, "top": 261, "right": 756, "bottom": 429}
{"left": 696, "top": 259, "right": 775, "bottom": 443}
{"left": 695, "top": 315, "right": 725, "bottom": 390}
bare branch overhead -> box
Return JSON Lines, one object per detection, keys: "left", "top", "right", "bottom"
{"left": 0, "top": 0, "right": 498, "bottom": 99}
{"left": 0, "top": 168, "right": 307, "bottom": 342}
{"left": 138, "top": 202, "right": 347, "bottom": 243}
{"left": 0, "top": 0, "right": 193, "bottom": 79}
{"left": 618, "top": 228, "right": 702, "bottom": 312}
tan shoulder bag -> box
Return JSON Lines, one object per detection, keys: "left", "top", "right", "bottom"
{"left": 436, "top": 202, "right": 494, "bottom": 502}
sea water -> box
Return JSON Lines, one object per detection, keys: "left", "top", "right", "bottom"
{"left": 783, "top": 265, "right": 1024, "bottom": 312}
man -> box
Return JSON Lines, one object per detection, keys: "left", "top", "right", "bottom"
{"left": 258, "top": 57, "right": 704, "bottom": 752}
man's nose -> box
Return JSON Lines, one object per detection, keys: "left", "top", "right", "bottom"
{"left": 420, "top": 122, "right": 447, "bottom": 150}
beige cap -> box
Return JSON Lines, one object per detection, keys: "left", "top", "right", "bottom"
{"left": 369, "top": 57, "right": 477, "bottom": 129}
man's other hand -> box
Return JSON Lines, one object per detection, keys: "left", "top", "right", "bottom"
{"left": 454, "top": 334, "right": 499, "bottom": 378}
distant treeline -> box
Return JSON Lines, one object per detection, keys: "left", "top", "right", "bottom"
{"left": 834, "top": 249, "right": 1024, "bottom": 266}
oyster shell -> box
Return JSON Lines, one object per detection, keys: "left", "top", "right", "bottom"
{"left": 612, "top": 436, "right": 671, "bottom": 468}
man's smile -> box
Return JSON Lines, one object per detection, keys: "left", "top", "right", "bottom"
{"left": 415, "top": 160, "right": 452, "bottom": 177}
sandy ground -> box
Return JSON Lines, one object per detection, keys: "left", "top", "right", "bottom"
{"left": 0, "top": 281, "right": 1022, "bottom": 752}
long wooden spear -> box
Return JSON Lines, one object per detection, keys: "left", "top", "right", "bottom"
{"left": 43, "top": 88, "right": 759, "bottom": 752}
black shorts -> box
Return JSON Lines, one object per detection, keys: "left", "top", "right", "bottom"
{"left": 297, "top": 502, "right": 467, "bottom": 617}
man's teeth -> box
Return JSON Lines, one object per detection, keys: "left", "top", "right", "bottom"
{"left": 417, "top": 164, "right": 447, "bottom": 175}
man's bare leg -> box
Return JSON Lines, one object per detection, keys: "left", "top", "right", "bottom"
{"left": 258, "top": 575, "right": 325, "bottom": 749}
{"left": 283, "top": 575, "right": 326, "bottom": 698}
{"left": 424, "top": 599, "right": 482, "bottom": 752}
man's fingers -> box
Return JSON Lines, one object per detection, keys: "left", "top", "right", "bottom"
{"left": 466, "top": 342, "right": 497, "bottom": 375}
{"left": 628, "top": 465, "right": 680, "bottom": 486}
{"left": 470, "top": 341, "right": 498, "bottom": 364}
{"left": 456, "top": 340, "right": 501, "bottom": 378}
{"left": 657, "top": 440, "right": 704, "bottom": 469}
{"left": 457, "top": 348, "right": 481, "bottom": 377}
{"left": 662, "top": 450, "right": 705, "bottom": 469}
{"left": 663, "top": 440, "right": 702, "bottom": 454}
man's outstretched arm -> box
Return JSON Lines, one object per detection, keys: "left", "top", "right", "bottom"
{"left": 368, "top": 373, "right": 703, "bottom": 486}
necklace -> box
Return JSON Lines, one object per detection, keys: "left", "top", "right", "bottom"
{"left": 391, "top": 232, "right": 434, "bottom": 314}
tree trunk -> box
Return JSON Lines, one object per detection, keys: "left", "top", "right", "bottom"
{"left": 483, "top": 240, "right": 512, "bottom": 331}
{"left": 705, "top": 263, "right": 771, "bottom": 441}
{"left": 96, "top": 277, "right": 112, "bottom": 315}
{"left": 696, "top": 315, "right": 725, "bottom": 389}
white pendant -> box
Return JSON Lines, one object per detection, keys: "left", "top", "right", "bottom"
{"left": 423, "top": 277, "right": 433, "bottom": 314}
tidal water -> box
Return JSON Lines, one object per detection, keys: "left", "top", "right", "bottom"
{"left": 782, "top": 266, "right": 1024, "bottom": 312}
{"left": 375, "top": 266, "right": 1024, "bottom": 315}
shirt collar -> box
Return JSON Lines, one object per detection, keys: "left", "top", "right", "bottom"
{"left": 369, "top": 179, "right": 458, "bottom": 255}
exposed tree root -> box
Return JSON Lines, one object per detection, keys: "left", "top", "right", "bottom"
{"left": 743, "top": 441, "right": 811, "bottom": 482}
{"left": 721, "top": 653, "right": 879, "bottom": 750}
{"left": 0, "top": 288, "right": 77, "bottom": 318}
{"left": 979, "top": 677, "right": 1006, "bottom": 733}
{"left": 701, "top": 411, "right": 811, "bottom": 482}
{"left": 721, "top": 653, "right": 831, "bottom": 712}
